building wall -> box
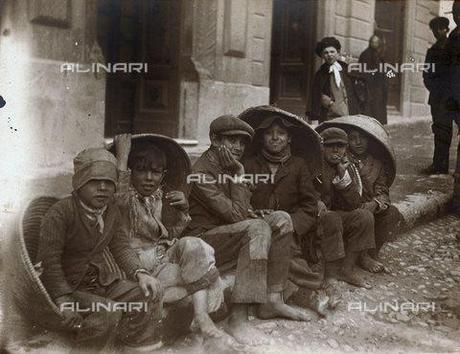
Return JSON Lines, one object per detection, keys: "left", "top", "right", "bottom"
{"left": 315, "top": 0, "right": 440, "bottom": 118}
{"left": 0, "top": 0, "right": 105, "bottom": 210}
{"left": 0, "top": 0, "right": 444, "bottom": 212}
{"left": 180, "top": 0, "right": 273, "bottom": 144}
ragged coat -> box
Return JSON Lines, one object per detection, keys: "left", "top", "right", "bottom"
{"left": 243, "top": 154, "right": 318, "bottom": 237}
{"left": 315, "top": 162, "right": 362, "bottom": 211}
{"left": 348, "top": 153, "right": 391, "bottom": 209}
{"left": 37, "top": 194, "right": 142, "bottom": 300}
{"left": 185, "top": 146, "right": 253, "bottom": 235}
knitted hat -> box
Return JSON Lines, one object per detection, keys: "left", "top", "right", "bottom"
{"left": 72, "top": 148, "right": 118, "bottom": 191}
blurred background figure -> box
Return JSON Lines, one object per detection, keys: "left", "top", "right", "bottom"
{"left": 359, "top": 34, "right": 388, "bottom": 125}
{"left": 421, "top": 17, "right": 450, "bottom": 175}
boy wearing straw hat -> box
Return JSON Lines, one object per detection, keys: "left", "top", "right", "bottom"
{"left": 113, "top": 134, "right": 239, "bottom": 350}
{"left": 186, "top": 115, "right": 313, "bottom": 346}
{"left": 37, "top": 148, "right": 163, "bottom": 350}
{"left": 240, "top": 105, "right": 333, "bottom": 315}
{"left": 315, "top": 128, "right": 376, "bottom": 289}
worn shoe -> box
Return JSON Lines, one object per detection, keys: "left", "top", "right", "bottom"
{"left": 420, "top": 164, "right": 448, "bottom": 175}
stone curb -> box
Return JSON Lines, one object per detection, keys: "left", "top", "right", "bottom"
{"left": 394, "top": 190, "right": 454, "bottom": 231}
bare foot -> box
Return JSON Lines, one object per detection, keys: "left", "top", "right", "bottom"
{"left": 257, "top": 302, "right": 315, "bottom": 322}
{"left": 196, "top": 313, "right": 243, "bottom": 352}
{"left": 203, "top": 335, "right": 243, "bottom": 354}
{"left": 323, "top": 283, "right": 342, "bottom": 310}
{"left": 338, "top": 269, "right": 372, "bottom": 289}
{"left": 360, "top": 253, "right": 384, "bottom": 273}
{"left": 225, "top": 317, "right": 269, "bottom": 346}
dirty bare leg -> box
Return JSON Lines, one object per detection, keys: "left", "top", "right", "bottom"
{"left": 359, "top": 250, "right": 384, "bottom": 273}
{"left": 257, "top": 292, "right": 316, "bottom": 321}
{"left": 226, "top": 303, "right": 268, "bottom": 346}
{"left": 192, "top": 290, "right": 241, "bottom": 350}
{"left": 338, "top": 251, "right": 372, "bottom": 289}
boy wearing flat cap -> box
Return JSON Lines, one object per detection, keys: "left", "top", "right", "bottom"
{"left": 309, "top": 36, "right": 361, "bottom": 123}
{"left": 315, "top": 128, "right": 376, "bottom": 289}
{"left": 37, "top": 148, "right": 162, "bottom": 350}
{"left": 186, "top": 115, "right": 313, "bottom": 346}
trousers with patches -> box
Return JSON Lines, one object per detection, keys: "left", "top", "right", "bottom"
{"left": 199, "top": 211, "right": 293, "bottom": 304}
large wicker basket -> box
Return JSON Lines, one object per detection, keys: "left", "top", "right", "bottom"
{"left": 9, "top": 196, "right": 65, "bottom": 331}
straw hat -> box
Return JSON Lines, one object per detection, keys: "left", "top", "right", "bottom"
{"left": 316, "top": 115, "right": 396, "bottom": 186}
{"left": 109, "top": 134, "right": 191, "bottom": 194}
{"left": 238, "top": 105, "right": 323, "bottom": 176}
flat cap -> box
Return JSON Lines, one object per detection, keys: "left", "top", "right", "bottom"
{"left": 210, "top": 114, "right": 254, "bottom": 140}
{"left": 320, "top": 127, "right": 348, "bottom": 145}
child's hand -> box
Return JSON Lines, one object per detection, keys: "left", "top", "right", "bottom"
{"left": 165, "top": 191, "right": 189, "bottom": 211}
{"left": 321, "top": 94, "right": 333, "bottom": 108}
{"left": 317, "top": 200, "right": 328, "bottom": 217}
{"left": 137, "top": 273, "right": 164, "bottom": 300}
{"left": 336, "top": 157, "right": 350, "bottom": 178}
{"left": 55, "top": 295, "right": 83, "bottom": 330}
{"left": 217, "top": 146, "right": 245, "bottom": 176}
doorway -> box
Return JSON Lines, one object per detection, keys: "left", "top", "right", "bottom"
{"left": 98, "top": 0, "right": 181, "bottom": 137}
{"left": 374, "top": 0, "right": 405, "bottom": 112}
{"left": 270, "top": 0, "right": 317, "bottom": 119}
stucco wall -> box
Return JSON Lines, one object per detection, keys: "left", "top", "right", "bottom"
{"left": 182, "top": 0, "right": 273, "bottom": 144}
{"left": 0, "top": 0, "right": 105, "bottom": 211}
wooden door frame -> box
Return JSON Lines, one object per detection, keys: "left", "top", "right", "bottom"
{"left": 269, "top": 0, "right": 318, "bottom": 118}
{"left": 99, "top": 0, "right": 183, "bottom": 138}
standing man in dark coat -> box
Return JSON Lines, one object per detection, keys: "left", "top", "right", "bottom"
{"left": 186, "top": 115, "right": 312, "bottom": 346}
{"left": 309, "top": 37, "right": 361, "bottom": 123}
{"left": 422, "top": 16, "right": 451, "bottom": 174}
{"left": 359, "top": 34, "right": 388, "bottom": 125}
{"left": 444, "top": 0, "right": 460, "bottom": 213}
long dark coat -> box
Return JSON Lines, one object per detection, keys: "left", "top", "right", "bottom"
{"left": 309, "top": 60, "right": 361, "bottom": 123}
{"left": 358, "top": 47, "right": 388, "bottom": 125}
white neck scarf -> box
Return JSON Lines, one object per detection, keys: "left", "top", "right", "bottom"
{"left": 79, "top": 200, "right": 107, "bottom": 234}
{"left": 328, "top": 61, "right": 343, "bottom": 88}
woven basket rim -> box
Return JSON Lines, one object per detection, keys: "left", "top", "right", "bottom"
{"left": 18, "top": 197, "right": 63, "bottom": 317}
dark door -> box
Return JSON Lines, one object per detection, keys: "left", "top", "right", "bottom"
{"left": 270, "top": 0, "right": 317, "bottom": 119}
{"left": 98, "top": 0, "right": 181, "bottom": 137}
{"left": 375, "top": 0, "right": 405, "bottom": 111}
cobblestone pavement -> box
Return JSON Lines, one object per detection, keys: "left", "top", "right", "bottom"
{"left": 6, "top": 214, "right": 460, "bottom": 353}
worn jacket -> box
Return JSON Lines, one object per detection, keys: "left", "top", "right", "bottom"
{"left": 315, "top": 161, "right": 362, "bottom": 211}
{"left": 243, "top": 154, "right": 318, "bottom": 237}
{"left": 309, "top": 61, "right": 361, "bottom": 123}
{"left": 186, "top": 147, "right": 252, "bottom": 235}
{"left": 115, "top": 170, "right": 190, "bottom": 244}
{"left": 37, "top": 194, "right": 142, "bottom": 300}
{"left": 423, "top": 37, "right": 449, "bottom": 105}
{"left": 445, "top": 27, "right": 460, "bottom": 107}
{"left": 349, "top": 153, "right": 391, "bottom": 209}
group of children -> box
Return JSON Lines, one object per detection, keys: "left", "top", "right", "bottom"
{"left": 36, "top": 106, "right": 403, "bottom": 351}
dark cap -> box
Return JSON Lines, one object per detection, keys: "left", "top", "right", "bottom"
{"left": 320, "top": 127, "right": 348, "bottom": 145}
{"left": 429, "top": 16, "right": 449, "bottom": 31}
{"left": 315, "top": 37, "right": 342, "bottom": 57}
{"left": 210, "top": 114, "right": 254, "bottom": 140}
